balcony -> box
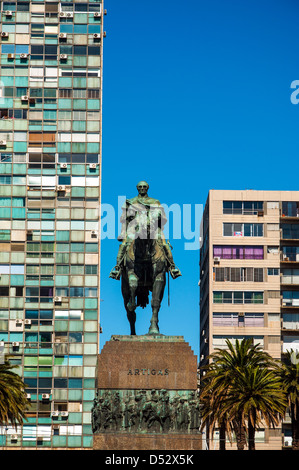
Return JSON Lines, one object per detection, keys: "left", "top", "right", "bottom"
{"left": 282, "top": 299, "right": 299, "bottom": 308}
{"left": 281, "top": 255, "right": 299, "bottom": 263}
{"left": 281, "top": 202, "right": 299, "bottom": 219}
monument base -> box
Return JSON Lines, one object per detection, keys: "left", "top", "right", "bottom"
{"left": 93, "top": 433, "right": 202, "bottom": 451}
{"left": 92, "top": 335, "right": 201, "bottom": 451}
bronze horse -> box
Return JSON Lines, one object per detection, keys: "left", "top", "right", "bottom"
{"left": 120, "top": 236, "right": 168, "bottom": 335}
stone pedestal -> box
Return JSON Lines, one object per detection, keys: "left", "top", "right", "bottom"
{"left": 92, "top": 335, "right": 201, "bottom": 451}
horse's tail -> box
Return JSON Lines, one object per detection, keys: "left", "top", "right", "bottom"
{"left": 136, "top": 286, "right": 149, "bottom": 309}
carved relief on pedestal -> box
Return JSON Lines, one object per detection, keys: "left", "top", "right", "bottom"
{"left": 92, "top": 389, "right": 200, "bottom": 434}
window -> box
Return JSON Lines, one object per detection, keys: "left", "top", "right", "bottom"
{"left": 73, "top": 89, "right": 86, "bottom": 99}
{"left": 281, "top": 269, "right": 299, "bottom": 285}
{"left": 213, "top": 312, "right": 264, "bottom": 327}
{"left": 282, "top": 291, "right": 299, "bottom": 306}
{"left": 87, "top": 89, "right": 100, "bottom": 99}
{"left": 223, "top": 223, "right": 263, "bottom": 237}
{"left": 85, "top": 265, "right": 98, "bottom": 275}
{"left": 213, "top": 335, "right": 264, "bottom": 349}
{"left": 283, "top": 313, "right": 299, "bottom": 329}
{"left": 244, "top": 313, "right": 264, "bottom": 327}
{"left": 213, "top": 312, "right": 238, "bottom": 327}
{"left": 223, "top": 201, "right": 263, "bottom": 215}
{"left": 268, "top": 268, "right": 280, "bottom": 276}
{"left": 213, "top": 291, "right": 264, "bottom": 304}
{"left": 59, "top": 89, "right": 72, "bottom": 98}
{"left": 282, "top": 246, "right": 299, "bottom": 261}
{"left": 282, "top": 224, "right": 299, "bottom": 240}
{"left": 213, "top": 246, "right": 264, "bottom": 260}
{"left": 0, "top": 230, "right": 10, "bottom": 241}
{"left": 214, "top": 267, "right": 264, "bottom": 282}
{"left": 0, "top": 176, "right": 11, "bottom": 185}
{"left": 282, "top": 202, "right": 299, "bottom": 217}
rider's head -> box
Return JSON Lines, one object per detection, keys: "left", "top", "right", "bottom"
{"left": 136, "top": 181, "right": 149, "bottom": 196}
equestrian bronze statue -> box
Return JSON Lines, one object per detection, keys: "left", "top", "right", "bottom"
{"left": 109, "top": 181, "right": 181, "bottom": 335}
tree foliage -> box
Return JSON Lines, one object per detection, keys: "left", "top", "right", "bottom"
{"left": 0, "top": 356, "right": 30, "bottom": 429}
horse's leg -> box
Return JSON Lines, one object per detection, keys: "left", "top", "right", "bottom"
{"left": 148, "top": 269, "right": 166, "bottom": 335}
{"left": 121, "top": 274, "right": 137, "bottom": 335}
{"left": 126, "top": 269, "right": 138, "bottom": 312}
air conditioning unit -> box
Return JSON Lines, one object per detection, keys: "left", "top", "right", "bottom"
{"left": 20, "top": 53, "right": 28, "bottom": 59}
{"left": 61, "top": 411, "right": 69, "bottom": 417}
{"left": 15, "top": 319, "right": 23, "bottom": 326}
{"left": 56, "top": 185, "right": 66, "bottom": 191}
{"left": 54, "top": 296, "right": 62, "bottom": 303}
{"left": 0, "top": 140, "right": 7, "bottom": 146}
{"left": 51, "top": 411, "right": 59, "bottom": 417}
{"left": 60, "top": 54, "right": 68, "bottom": 60}
{"left": 89, "top": 163, "right": 97, "bottom": 169}
{"left": 5, "top": 11, "right": 13, "bottom": 16}
{"left": 42, "top": 394, "right": 50, "bottom": 400}
{"left": 200, "top": 354, "right": 205, "bottom": 361}
{"left": 8, "top": 53, "right": 14, "bottom": 59}
{"left": 59, "top": 11, "right": 65, "bottom": 17}
{"left": 59, "top": 33, "right": 67, "bottom": 39}
{"left": 94, "top": 12, "right": 101, "bottom": 17}
{"left": 213, "top": 257, "right": 220, "bottom": 263}
{"left": 21, "top": 95, "right": 29, "bottom": 101}
{"left": 93, "top": 33, "right": 100, "bottom": 38}
{"left": 25, "top": 319, "right": 32, "bottom": 325}
{"left": 60, "top": 163, "right": 67, "bottom": 168}
{"left": 91, "top": 230, "right": 98, "bottom": 238}
{"left": 66, "top": 12, "right": 73, "bottom": 17}
{"left": 10, "top": 435, "right": 18, "bottom": 442}
{"left": 12, "top": 342, "right": 20, "bottom": 347}
{"left": 26, "top": 393, "right": 31, "bottom": 400}
{"left": 0, "top": 341, "right": 4, "bottom": 347}
{"left": 1, "top": 32, "right": 9, "bottom": 38}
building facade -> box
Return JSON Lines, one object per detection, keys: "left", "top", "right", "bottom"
{"left": 0, "top": 0, "right": 103, "bottom": 448}
{"left": 200, "top": 189, "right": 299, "bottom": 450}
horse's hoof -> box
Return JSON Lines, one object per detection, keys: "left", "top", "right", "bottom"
{"left": 148, "top": 323, "right": 160, "bottom": 335}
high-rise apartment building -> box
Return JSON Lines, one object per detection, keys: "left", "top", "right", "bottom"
{"left": 0, "top": 0, "right": 103, "bottom": 448}
{"left": 200, "top": 189, "right": 299, "bottom": 450}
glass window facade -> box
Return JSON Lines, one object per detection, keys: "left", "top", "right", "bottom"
{"left": 0, "top": 0, "right": 103, "bottom": 449}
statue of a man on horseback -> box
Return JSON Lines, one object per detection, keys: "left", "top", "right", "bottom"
{"left": 109, "top": 181, "right": 181, "bottom": 335}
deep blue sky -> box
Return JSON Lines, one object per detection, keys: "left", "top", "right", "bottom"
{"left": 100, "top": 0, "right": 299, "bottom": 358}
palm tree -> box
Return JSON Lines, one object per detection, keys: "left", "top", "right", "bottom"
{"left": 222, "top": 364, "right": 287, "bottom": 450}
{"left": 200, "top": 372, "right": 231, "bottom": 450}
{"left": 0, "top": 356, "right": 29, "bottom": 429}
{"left": 279, "top": 349, "right": 299, "bottom": 450}
{"left": 200, "top": 338, "right": 287, "bottom": 450}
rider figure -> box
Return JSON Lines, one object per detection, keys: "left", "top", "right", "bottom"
{"left": 109, "top": 181, "right": 181, "bottom": 280}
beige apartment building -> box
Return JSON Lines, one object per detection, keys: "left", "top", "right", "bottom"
{"left": 200, "top": 189, "right": 299, "bottom": 450}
